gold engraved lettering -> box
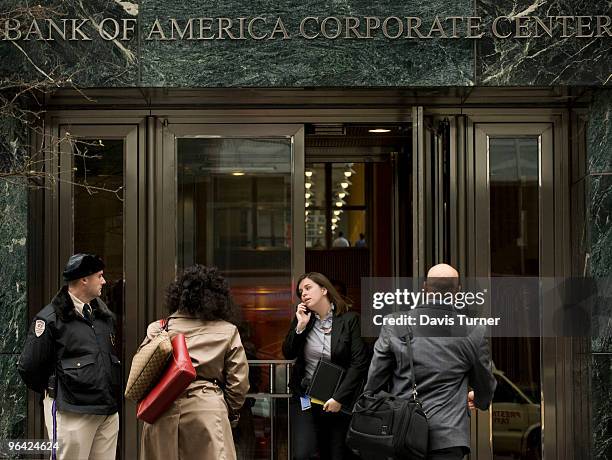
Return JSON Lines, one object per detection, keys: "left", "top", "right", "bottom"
{"left": 345, "top": 17, "right": 363, "bottom": 39}
{"left": 406, "top": 17, "right": 426, "bottom": 38}
{"left": 492, "top": 16, "right": 511, "bottom": 38}
{"left": 269, "top": 17, "right": 289, "bottom": 40}
{"left": 382, "top": 17, "right": 403, "bottom": 39}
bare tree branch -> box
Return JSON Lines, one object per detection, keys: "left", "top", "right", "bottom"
{"left": 0, "top": 1, "right": 124, "bottom": 198}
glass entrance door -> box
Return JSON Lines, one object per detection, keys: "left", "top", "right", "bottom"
{"left": 470, "top": 123, "right": 555, "bottom": 460}
{"left": 159, "top": 123, "right": 304, "bottom": 459}
{"left": 54, "top": 122, "right": 145, "bottom": 460}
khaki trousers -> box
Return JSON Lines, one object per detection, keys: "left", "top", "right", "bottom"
{"left": 43, "top": 394, "right": 119, "bottom": 460}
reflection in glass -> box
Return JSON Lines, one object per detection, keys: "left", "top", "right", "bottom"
{"left": 73, "top": 139, "right": 124, "bottom": 318}
{"left": 490, "top": 138, "right": 539, "bottom": 277}
{"left": 234, "top": 395, "right": 289, "bottom": 460}
{"left": 177, "top": 138, "right": 292, "bottom": 359}
{"left": 72, "top": 138, "right": 124, "bottom": 458}
{"left": 489, "top": 137, "right": 542, "bottom": 460}
{"left": 305, "top": 210, "right": 326, "bottom": 248}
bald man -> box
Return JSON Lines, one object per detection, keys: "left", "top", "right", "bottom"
{"left": 364, "top": 264, "right": 496, "bottom": 460}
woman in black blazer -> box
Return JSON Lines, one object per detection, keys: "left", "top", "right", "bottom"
{"left": 283, "top": 272, "right": 369, "bottom": 460}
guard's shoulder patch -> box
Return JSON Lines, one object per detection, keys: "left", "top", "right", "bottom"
{"left": 34, "top": 319, "right": 46, "bottom": 337}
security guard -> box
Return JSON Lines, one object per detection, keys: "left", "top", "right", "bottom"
{"left": 18, "top": 254, "right": 120, "bottom": 460}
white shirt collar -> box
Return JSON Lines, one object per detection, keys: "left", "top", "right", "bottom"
{"left": 68, "top": 290, "right": 86, "bottom": 317}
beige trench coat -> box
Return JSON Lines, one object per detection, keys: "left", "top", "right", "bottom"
{"left": 139, "top": 315, "right": 249, "bottom": 460}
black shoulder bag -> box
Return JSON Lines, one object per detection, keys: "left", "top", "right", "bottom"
{"left": 346, "top": 329, "right": 428, "bottom": 459}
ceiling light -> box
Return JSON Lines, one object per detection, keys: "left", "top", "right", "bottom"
{"left": 331, "top": 218, "right": 338, "bottom": 223}
{"left": 344, "top": 167, "right": 356, "bottom": 177}
{"left": 338, "top": 192, "right": 346, "bottom": 199}
{"left": 305, "top": 192, "right": 311, "bottom": 199}
{"left": 305, "top": 202, "right": 310, "bottom": 208}
{"left": 232, "top": 171, "right": 245, "bottom": 176}
{"left": 369, "top": 128, "right": 391, "bottom": 133}
{"left": 333, "top": 210, "right": 342, "bottom": 216}
{"left": 340, "top": 181, "right": 350, "bottom": 189}
{"left": 336, "top": 201, "right": 344, "bottom": 207}
{"left": 305, "top": 170, "right": 313, "bottom": 177}
{"left": 305, "top": 182, "right": 312, "bottom": 189}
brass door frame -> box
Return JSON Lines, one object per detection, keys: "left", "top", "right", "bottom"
{"left": 36, "top": 104, "right": 574, "bottom": 460}
{"left": 155, "top": 122, "right": 305, "bottom": 313}
{"left": 43, "top": 118, "right": 147, "bottom": 460}
{"left": 37, "top": 108, "right": 412, "bottom": 459}
{"left": 460, "top": 114, "right": 571, "bottom": 460}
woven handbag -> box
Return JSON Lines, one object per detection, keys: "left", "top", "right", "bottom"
{"left": 124, "top": 319, "right": 172, "bottom": 402}
{"left": 137, "top": 331, "right": 196, "bottom": 423}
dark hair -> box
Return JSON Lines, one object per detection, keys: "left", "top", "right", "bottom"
{"left": 166, "top": 265, "right": 236, "bottom": 323}
{"left": 296, "top": 272, "right": 350, "bottom": 315}
{"left": 330, "top": 278, "right": 347, "bottom": 297}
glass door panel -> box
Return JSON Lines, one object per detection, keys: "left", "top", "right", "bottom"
{"left": 163, "top": 124, "right": 304, "bottom": 460}
{"left": 488, "top": 137, "right": 541, "bottom": 460}
{"left": 72, "top": 139, "right": 125, "bottom": 323}
{"left": 162, "top": 124, "right": 304, "bottom": 363}
{"left": 473, "top": 123, "right": 553, "bottom": 460}
{"left": 58, "top": 123, "right": 142, "bottom": 460}
{"left": 176, "top": 137, "right": 293, "bottom": 359}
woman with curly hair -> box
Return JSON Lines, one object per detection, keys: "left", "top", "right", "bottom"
{"left": 139, "top": 265, "right": 249, "bottom": 460}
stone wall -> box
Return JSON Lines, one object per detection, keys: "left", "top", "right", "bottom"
{"left": 1, "top": 0, "right": 610, "bottom": 87}
{"left": 587, "top": 88, "right": 612, "bottom": 459}
{"left": 0, "top": 113, "right": 28, "bottom": 441}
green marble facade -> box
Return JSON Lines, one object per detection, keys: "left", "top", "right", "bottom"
{"left": 476, "top": 0, "right": 612, "bottom": 85}
{"left": 0, "top": 180, "right": 27, "bottom": 441}
{"left": 0, "top": 100, "right": 28, "bottom": 440}
{"left": 587, "top": 89, "right": 612, "bottom": 460}
{"left": 1, "top": 0, "right": 610, "bottom": 87}
{"left": 0, "top": 0, "right": 139, "bottom": 86}
{"left": 140, "top": 0, "right": 474, "bottom": 87}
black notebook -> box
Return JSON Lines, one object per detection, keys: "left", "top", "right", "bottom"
{"left": 306, "top": 359, "right": 345, "bottom": 405}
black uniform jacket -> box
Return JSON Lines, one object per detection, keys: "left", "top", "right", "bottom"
{"left": 18, "top": 286, "right": 120, "bottom": 415}
{"left": 282, "top": 310, "right": 369, "bottom": 408}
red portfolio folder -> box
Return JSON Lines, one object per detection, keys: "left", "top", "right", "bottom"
{"left": 137, "top": 332, "right": 196, "bottom": 424}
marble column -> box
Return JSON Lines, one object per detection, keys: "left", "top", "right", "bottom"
{"left": 587, "top": 88, "right": 612, "bottom": 460}
{"left": 0, "top": 179, "right": 27, "bottom": 441}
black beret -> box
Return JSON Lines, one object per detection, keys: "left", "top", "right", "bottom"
{"left": 63, "top": 254, "right": 105, "bottom": 282}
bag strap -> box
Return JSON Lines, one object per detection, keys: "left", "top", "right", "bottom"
{"left": 159, "top": 318, "right": 170, "bottom": 331}
{"left": 403, "top": 327, "right": 419, "bottom": 401}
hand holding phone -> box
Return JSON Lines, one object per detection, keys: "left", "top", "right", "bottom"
{"left": 296, "top": 303, "right": 311, "bottom": 331}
